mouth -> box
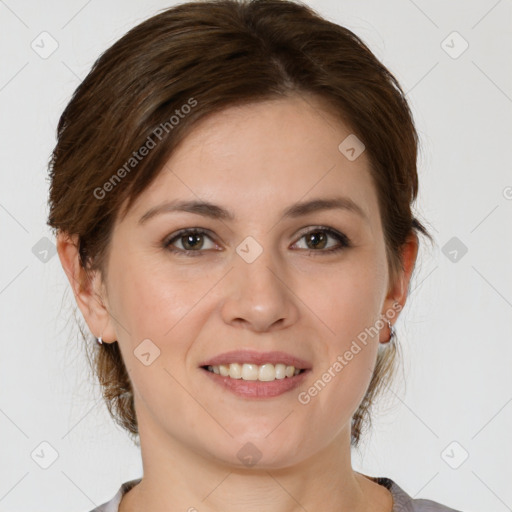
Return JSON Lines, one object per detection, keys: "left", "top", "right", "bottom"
{"left": 199, "top": 349, "right": 311, "bottom": 374}
{"left": 198, "top": 350, "right": 312, "bottom": 397}
{"left": 200, "top": 363, "right": 308, "bottom": 382}
{"left": 200, "top": 364, "right": 311, "bottom": 399}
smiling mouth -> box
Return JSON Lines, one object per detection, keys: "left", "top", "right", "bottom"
{"left": 201, "top": 363, "right": 307, "bottom": 382}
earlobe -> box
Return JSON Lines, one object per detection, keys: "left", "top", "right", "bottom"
{"left": 56, "top": 231, "right": 117, "bottom": 343}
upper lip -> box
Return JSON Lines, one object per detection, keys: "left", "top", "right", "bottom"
{"left": 199, "top": 350, "right": 312, "bottom": 370}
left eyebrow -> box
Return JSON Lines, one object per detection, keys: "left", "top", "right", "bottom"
{"left": 138, "top": 196, "right": 369, "bottom": 225}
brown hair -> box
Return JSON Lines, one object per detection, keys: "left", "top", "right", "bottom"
{"left": 47, "top": 0, "right": 433, "bottom": 448}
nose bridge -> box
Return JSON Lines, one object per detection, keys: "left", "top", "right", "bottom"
{"left": 221, "top": 234, "right": 298, "bottom": 331}
{"left": 236, "top": 234, "right": 286, "bottom": 299}
{"left": 239, "top": 239, "right": 281, "bottom": 289}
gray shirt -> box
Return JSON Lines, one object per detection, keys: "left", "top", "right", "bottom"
{"left": 88, "top": 476, "right": 462, "bottom": 511}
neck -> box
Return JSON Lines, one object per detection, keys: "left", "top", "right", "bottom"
{"left": 119, "top": 412, "right": 390, "bottom": 512}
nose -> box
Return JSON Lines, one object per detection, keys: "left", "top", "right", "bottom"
{"left": 220, "top": 244, "right": 300, "bottom": 333}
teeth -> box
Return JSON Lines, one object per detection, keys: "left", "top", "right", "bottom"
{"left": 205, "top": 363, "right": 303, "bottom": 381}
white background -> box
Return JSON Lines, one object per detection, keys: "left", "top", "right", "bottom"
{"left": 0, "top": 1, "right": 511, "bottom": 511}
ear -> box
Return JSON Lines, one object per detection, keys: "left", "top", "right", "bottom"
{"left": 380, "top": 232, "right": 419, "bottom": 337}
{"left": 56, "top": 231, "right": 117, "bottom": 343}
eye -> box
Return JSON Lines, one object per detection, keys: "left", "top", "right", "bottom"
{"left": 164, "top": 228, "right": 218, "bottom": 256}
{"left": 163, "top": 226, "right": 351, "bottom": 257}
{"left": 292, "top": 226, "right": 351, "bottom": 255}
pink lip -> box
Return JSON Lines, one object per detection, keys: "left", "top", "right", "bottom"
{"left": 201, "top": 367, "right": 311, "bottom": 399}
{"left": 199, "top": 350, "right": 312, "bottom": 370}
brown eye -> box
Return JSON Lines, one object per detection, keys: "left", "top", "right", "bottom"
{"left": 304, "top": 231, "right": 328, "bottom": 250}
{"left": 179, "top": 233, "right": 205, "bottom": 250}
{"left": 164, "top": 229, "right": 217, "bottom": 255}
{"left": 293, "top": 227, "right": 351, "bottom": 254}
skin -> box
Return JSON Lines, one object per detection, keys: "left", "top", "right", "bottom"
{"left": 58, "top": 93, "right": 418, "bottom": 512}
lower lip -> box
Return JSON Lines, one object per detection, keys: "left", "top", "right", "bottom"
{"left": 200, "top": 368, "right": 310, "bottom": 398}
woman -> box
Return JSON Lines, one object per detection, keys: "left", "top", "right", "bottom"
{"left": 47, "top": 0, "right": 461, "bottom": 510}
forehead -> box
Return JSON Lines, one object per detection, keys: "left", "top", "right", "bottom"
{"left": 126, "top": 94, "right": 379, "bottom": 227}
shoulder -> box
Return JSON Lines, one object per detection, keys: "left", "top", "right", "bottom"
{"left": 85, "top": 478, "right": 141, "bottom": 512}
{"left": 375, "top": 477, "right": 463, "bottom": 512}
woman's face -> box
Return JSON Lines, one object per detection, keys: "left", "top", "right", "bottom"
{"left": 80, "top": 94, "right": 411, "bottom": 467}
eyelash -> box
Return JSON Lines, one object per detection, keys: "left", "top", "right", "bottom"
{"left": 163, "top": 226, "right": 351, "bottom": 257}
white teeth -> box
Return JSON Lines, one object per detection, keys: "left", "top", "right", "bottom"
{"left": 206, "top": 363, "right": 303, "bottom": 381}
{"left": 227, "top": 363, "right": 242, "bottom": 379}
{"left": 258, "top": 363, "right": 276, "bottom": 381}
{"left": 274, "top": 363, "right": 286, "bottom": 379}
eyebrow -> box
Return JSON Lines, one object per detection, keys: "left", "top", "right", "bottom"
{"left": 138, "top": 196, "right": 368, "bottom": 225}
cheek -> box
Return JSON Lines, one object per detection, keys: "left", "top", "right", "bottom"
{"left": 298, "top": 253, "right": 385, "bottom": 408}
{"left": 105, "top": 259, "right": 205, "bottom": 417}
{"left": 106, "top": 252, "right": 200, "bottom": 344}
{"left": 304, "top": 251, "right": 386, "bottom": 344}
